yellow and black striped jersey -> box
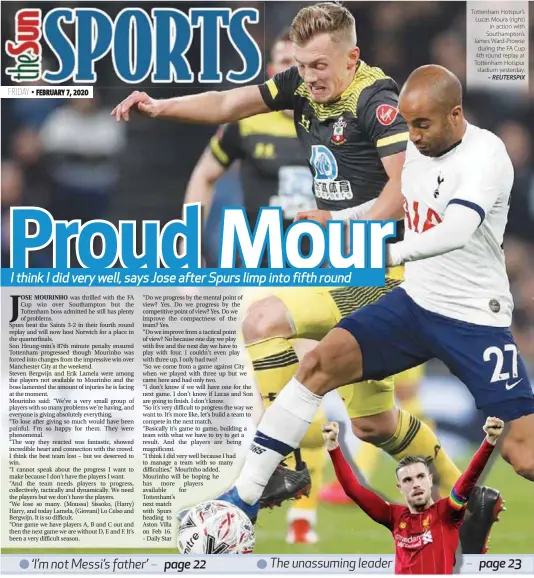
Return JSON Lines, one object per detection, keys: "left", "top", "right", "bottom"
{"left": 259, "top": 61, "right": 409, "bottom": 216}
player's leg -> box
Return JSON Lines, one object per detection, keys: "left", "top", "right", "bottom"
{"left": 395, "top": 366, "right": 430, "bottom": 426}
{"left": 219, "top": 288, "right": 429, "bottom": 520}
{"left": 384, "top": 267, "right": 434, "bottom": 434}
{"left": 354, "top": 261, "right": 459, "bottom": 498}
{"left": 285, "top": 338, "right": 329, "bottom": 544}
{"left": 255, "top": 337, "right": 327, "bottom": 544}
{"left": 500, "top": 414, "right": 534, "bottom": 481}
{"left": 241, "top": 287, "right": 342, "bottom": 403}
{"left": 242, "top": 283, "right": 459, "bottom": 507}
{"left": 241, "top": 283, "right": 403, "bottom": 403}
{"left": 344, "top": 269, "right": 447, "bottom": 499}
{"left": 239, "top": 288, "right": 317, "bottom": 504}
{"left": 423, "top": 307, "right": 534, "bottom": 553}
{"left": 241, "top": 288, "right": 339, "bottom": 508}
{"left": 344, "top": 377, "right": 461, "bottom": 500}
{"left": 316, "top": 353, "right": 460, "bottom": 503}
{"left": 284, "top": 422, "right": 326, "bottom": 544}
{"left": 242, "top": 284, "right": 390, "bottom": 509}
{"left": 431, "top": 317, "right": 534, "bottom": 480}
{"left": 268, "top": 330, "right": 460, "bottom": 506}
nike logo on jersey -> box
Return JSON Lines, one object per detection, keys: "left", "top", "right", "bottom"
{"left": 505, "top": 378, "right": 523, "bottom": 390}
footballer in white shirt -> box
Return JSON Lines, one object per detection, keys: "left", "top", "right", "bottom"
{"left": 396, "top": 122, "right": 514, "bottom": 328}
{"left": 218, "top": 65, "right": 534, "bottom": 549}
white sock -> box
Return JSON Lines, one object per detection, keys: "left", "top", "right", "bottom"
{"left": 235, "top": 377, "right": 322, "bottom": 505}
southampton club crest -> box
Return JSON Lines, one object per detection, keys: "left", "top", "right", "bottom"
{"left": 331, "top": 116, "right": 347, "bottom": 145}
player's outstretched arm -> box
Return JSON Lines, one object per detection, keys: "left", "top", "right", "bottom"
{"left": 111, "top": 85, "right": 270, "bottom": 124}
{"left": 300, "top": 153, "right": 406, "bottom": 226}
{"left": 295, "top": 199, "right": 378, "bottom": 227}
{"left": 177, "top": 148, "right": 228, "bottom": 266}
{"left": 388, "top": 147, "right": 510, "bottom": 267}
{"left": 448, "top": 417, "right": 504, "bottom": 513}
{"left": 323, "top": 423, "right": 393, "bottom": 528}
{"left": 350, "top": 81, "right": 408, "bottom": 223}
{"left": 387, "top": 202, "right": 481, "bottom": 267}
{"left": 184, "top": 149, "right": 227, "bottom": 225}
{"left": 362, "top": 152, "right": 406, "bottom": 221}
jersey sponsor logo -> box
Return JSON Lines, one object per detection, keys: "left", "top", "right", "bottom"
{"left": 421, "top": 530, "right": 433, "bottom": 545}
{"left": 310, "top": 145, "right": 338, "bottom": 180}
{"left": 271, "top": 165, "right": 315, "bottom": 219}
{"left": 314, "top": 181, "right": 353, "bottom": 201}
{"left": 331, "top": 116, "right": 347, "bottom": 145}
{"left": 404, "top": 199, "right": 443, "bottom": 233}
{"left": 376, "top": 104, "right": 399, "bottom": 126}
{"left": 310, "top": 145, "right": 353, "bottom": 201}
{"left": 395, "top": 530, "right": 433, "bottom": 549}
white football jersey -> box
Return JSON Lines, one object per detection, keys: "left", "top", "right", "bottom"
{"left": 401, "top": 123, "right": 514, "bottom": 327}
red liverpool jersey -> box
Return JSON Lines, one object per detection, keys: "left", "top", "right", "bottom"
{"left": 328, "top": 440, "right": 495, "bottom": 574}
{"left": 389, "top": 498, "right": 464, "bottom": 573}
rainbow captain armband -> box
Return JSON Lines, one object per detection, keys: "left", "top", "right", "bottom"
{"left": 448, "top": 487, "right": 468, "bottom": 510}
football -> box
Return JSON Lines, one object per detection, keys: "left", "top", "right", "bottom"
{"left": 177, "top": 500, "right": 255, "bottom": 554}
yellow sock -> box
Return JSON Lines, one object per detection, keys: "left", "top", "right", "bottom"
{"left": 379, "top": 409, "right": 461, "bottom": 497}
{"left": 246, "top": 337, "right": 298, "bottom": 405}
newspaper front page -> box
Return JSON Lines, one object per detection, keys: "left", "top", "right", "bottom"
{"left": 1, "top": 0, "right": 533, "bottom": 576}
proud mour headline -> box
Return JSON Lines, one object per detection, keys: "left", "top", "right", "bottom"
{"left": 3, "top": 206, "right": 396, "bottom": 287}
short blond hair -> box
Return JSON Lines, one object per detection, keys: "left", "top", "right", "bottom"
{"left": 290, "top": 2, "right": 356, "bottom": 46}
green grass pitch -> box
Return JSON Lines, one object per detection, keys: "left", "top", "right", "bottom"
{"left": 4, "top": 448, "right": 532, "bottom": 556}
{"left": 253, "top": 450, "right": 534, "bottom": 555}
